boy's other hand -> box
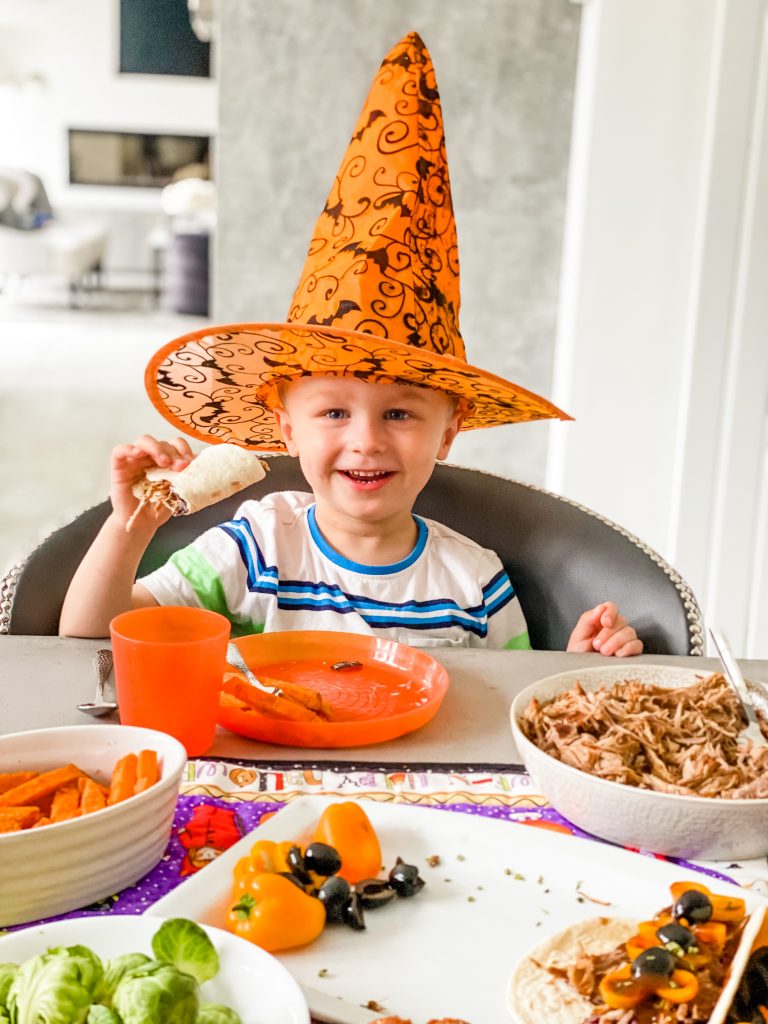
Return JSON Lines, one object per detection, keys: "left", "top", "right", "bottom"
{"left": 567, "top": 601, "right": 643, "bottom": 657}
{"left": 111, "top": 434, "right": 194, "bottom": 530}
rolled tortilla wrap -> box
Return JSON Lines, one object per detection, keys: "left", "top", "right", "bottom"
{"left": 130, "top": 444, "right": 267, "bottom": 521}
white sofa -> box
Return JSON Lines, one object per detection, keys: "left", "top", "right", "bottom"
{"left": 0, "top": 217, "right": 109, "bottom": 288}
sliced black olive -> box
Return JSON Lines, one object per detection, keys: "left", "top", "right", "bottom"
{"left": 728, "top": 946, "right": 768, "bottom": 1022}
{"left": 673, "top": 889, "right": 713, "bottom": 924}
{"left": 303, "top": 842, "right": 342, "bottom": 878}
{"left": 286, "top": 845, "right": 312, "bottom": 886}
{"left": 354, "top": 878, "right": 397, "bottom": 910}
{"left": 388, "top": 858, "right": 425, "bottom": 898}
{"left": 342, "top": 891, "right": 366, "bottom": 931}
{"left": 277, "top": 871, "right": 307, "bottom": 891}
{"left": 631, "top": 946, "right": 676, "bottom": 980}
{"left": 317, "top": 875, "right": 351, "bottom": 924}
{"left": 656, "top": 922, "right": 696, "bottom": 953}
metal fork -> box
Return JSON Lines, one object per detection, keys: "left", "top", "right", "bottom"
{"left": 709, "top": 628, "right": 766, "bottom": 746}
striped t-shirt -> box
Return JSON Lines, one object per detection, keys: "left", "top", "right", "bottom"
{"left": 139, "top": 491, "right": 530, "bottom": 650}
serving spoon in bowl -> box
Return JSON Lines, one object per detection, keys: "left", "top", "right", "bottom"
{"left": 709, "top": 627, "right": 766, "bottom": 746}
{"left": 77, "top": 649, "right": 118, "bottom": 716}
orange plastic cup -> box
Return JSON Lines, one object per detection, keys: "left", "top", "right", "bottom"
{"left": 110, "top": 606, "right": 230, "bottom": 757}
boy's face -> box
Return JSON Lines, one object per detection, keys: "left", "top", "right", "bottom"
{"left": 273, "top": 376, "right": 462, "bottom": 530}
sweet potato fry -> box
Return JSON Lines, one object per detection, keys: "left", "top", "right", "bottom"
{"left": 108, "top": 753, "right": 137, "bottom": 805}
{"left": 80, "top": 777, "right": 108, "bottom": 815}
{"left": 51, "top": 782, "right": 81, "bottom": 822}
{"left": 0, "top": 806, "right": 41, "bottom": 828}
{"left": 0, "top": 771, "right": 38, "bottom": 795}
{"left": 31, "top": 816, "right": 51, "bottom": 829}
{"left": 220, "top": 690, "right": 248, "bottom": 709}
{"left": 136, "top": 749, "right": 158, "bottom": 791}
{"left": 0, "top": 821, "right": 22, "bottom": 833}
{"left": 222, "top": 677, "right": 320, "bottom": 722}
{"left": 259, "top": 675, "right": 332, "bottom": 718}
{"left": 0, "top": 764, "right": 83, "bottom": 808}
{"left": 78, "top": 775, "right": 110, "bottom": 799}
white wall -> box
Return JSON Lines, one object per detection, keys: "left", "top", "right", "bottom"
{"left": 0, "top": 0, "right": 217, "bottom": 268}
{"left": 549, "top": 0, "right": 768, "bottom": 656}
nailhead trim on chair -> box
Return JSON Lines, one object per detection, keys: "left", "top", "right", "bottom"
{"left": 450, "top": 465, "right": 705, "bottom": 657}
{"left": 0, "top": 561, "right": 23, "bottom": 636}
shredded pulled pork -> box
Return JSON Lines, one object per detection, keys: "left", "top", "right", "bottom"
{"left": 125, "top": 480, "right": 184, "bottom": 532}
{"left": 520, "top": 673, "right": 768, "bottom": 798}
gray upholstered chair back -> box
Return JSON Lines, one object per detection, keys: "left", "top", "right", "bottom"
{"left": 1, "top": 457, "right": 704, "bottom": 653}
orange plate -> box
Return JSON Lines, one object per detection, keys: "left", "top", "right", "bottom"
{"left": 217, "top": 631, "right": 450, "bottom": 748}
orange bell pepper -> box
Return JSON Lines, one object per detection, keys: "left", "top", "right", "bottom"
{"left": 693, "top": 920, "right": 727, "bottom": 948}
{"left": 598, "top": 965, "right": 648, "bottom": 1009}
{"left": 670, "top": 881, "right": 746, "bottom": 924}
{"left": 625, "top": 934, "right": 652, "bottom": 961}
{"left": 313, "top": 802, "right": 382, "bottom": 884}
{"left": 227, "top": 871, "right": 326, "bottom": 952}
{"left": 600, "top": 963, "right": 699, "bottom": 1010}
{"left": 654, "top": 969, "right": 699, "bottom": 1004}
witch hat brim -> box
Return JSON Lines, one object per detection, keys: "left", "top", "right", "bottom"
{"left": 146, "top": 32, "right": 571, "bottom": 451}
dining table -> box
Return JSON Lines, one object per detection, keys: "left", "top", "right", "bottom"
{"left": 3, "top": 637, "right": 768, "bottom": 1023}
{"left": 6, "top": 637, "right": 760, "bottom": 766}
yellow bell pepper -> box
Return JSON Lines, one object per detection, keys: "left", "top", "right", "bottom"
{"left": 227, "top": 871, "right": 326, "bottom": 952}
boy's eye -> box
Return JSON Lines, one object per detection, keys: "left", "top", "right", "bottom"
{"left": 324, "top": 409, "right": 347, "bottom": 420}
{"left": 384, "top": 409, "right": 411, "bottom": 421}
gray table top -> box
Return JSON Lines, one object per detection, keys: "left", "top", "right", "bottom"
{"left": 3, "top": 636, "right": 765, "bottom": 766}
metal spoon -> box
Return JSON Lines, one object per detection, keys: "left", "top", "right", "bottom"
{"left": 709, "top": 627, "right": 766, "bottom": 746}
{"left": 77, "top": 649, "right": 118, "bottom": 716}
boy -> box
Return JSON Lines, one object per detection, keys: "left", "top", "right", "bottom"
{"left": 59, "top": 33, "right": 641, "bottom": 656}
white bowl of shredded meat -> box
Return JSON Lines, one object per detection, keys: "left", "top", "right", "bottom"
{"left": 510, "top": 664, "right": 768, "bottom": 861}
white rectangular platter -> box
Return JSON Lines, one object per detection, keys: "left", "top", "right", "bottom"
{"left": 149, "top": 796, "right": 767, "bottom": 1023}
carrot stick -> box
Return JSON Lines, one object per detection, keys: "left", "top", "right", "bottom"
{"left": 0, "top": 764, "right": 83, "bottom": 808}
{"left": 80, "top": 777, "right": 107, "bottom": 815}
{"left": 50, "top": 783, "right": 81, "bottom": 822}
{"left": 0, "top": 771, "right": 38, "bottom": 795}
{"left": 0, "top": 806, "right": 41, "bottom": 828}
{"left": 136, "top": 749, "right": 158, "bottom": 790}
{"left": 108, "top": 753, "right": 138, "bottom": 805}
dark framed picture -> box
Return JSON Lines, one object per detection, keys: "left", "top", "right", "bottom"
{"left": 119, "top": 0, "right": 210, "bottom": 78}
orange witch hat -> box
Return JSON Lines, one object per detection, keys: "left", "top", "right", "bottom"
{"left": 145, "top": 31, "right": 571, "bottom": 451}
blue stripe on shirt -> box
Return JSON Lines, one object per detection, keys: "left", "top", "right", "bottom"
{"left": 217, "top": 515, "right": 516, "bottom": 637}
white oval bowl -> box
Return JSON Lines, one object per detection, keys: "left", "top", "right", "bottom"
{"left": 510, "top": 664, "right": 768, "bottom": 861}
{"left": 0, "top": 724, "right": 186, "bottom": 926}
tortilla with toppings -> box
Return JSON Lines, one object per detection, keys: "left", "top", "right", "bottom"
{"left": 128, "top": 444, "right": 267, "bottom": 529}
{"left": 507, "top": 891, "right": 766, "bottom": 1024}
{"left": 508, "top": 917, "right": 636, "bottom": 1024}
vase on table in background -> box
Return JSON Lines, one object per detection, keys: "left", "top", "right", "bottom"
{"left": 161, "top": 177, "right": 215, "bottom": 316}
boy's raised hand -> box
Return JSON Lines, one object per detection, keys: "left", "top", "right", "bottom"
{"left": 567, "top": 601, "right": 643, "bottom": 657}
{"left": 111, "top": 434, "right": 194, "bottom": 530}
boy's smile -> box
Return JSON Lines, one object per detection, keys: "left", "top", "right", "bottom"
{"left": 273, "top": 376, "right": 462, "bottom": 564}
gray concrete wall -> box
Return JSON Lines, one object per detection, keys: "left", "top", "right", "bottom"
{"left": 214, "top": 0, "right": 579, "bottom": 484}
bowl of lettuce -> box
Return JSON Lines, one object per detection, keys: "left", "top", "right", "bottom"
{"left": 0, "top": 915, "right": 309, "bottom": 1024}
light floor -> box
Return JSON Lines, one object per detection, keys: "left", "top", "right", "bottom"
{"left": 0, "top": 279, "right": 211, "bottom": 576}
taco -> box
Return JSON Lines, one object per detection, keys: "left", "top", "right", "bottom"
{"left": 128, "top": 444, "right": 267, "bottom": 530}
{"left": 507, "top": 882, "right": 765, "bottom": 1024}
